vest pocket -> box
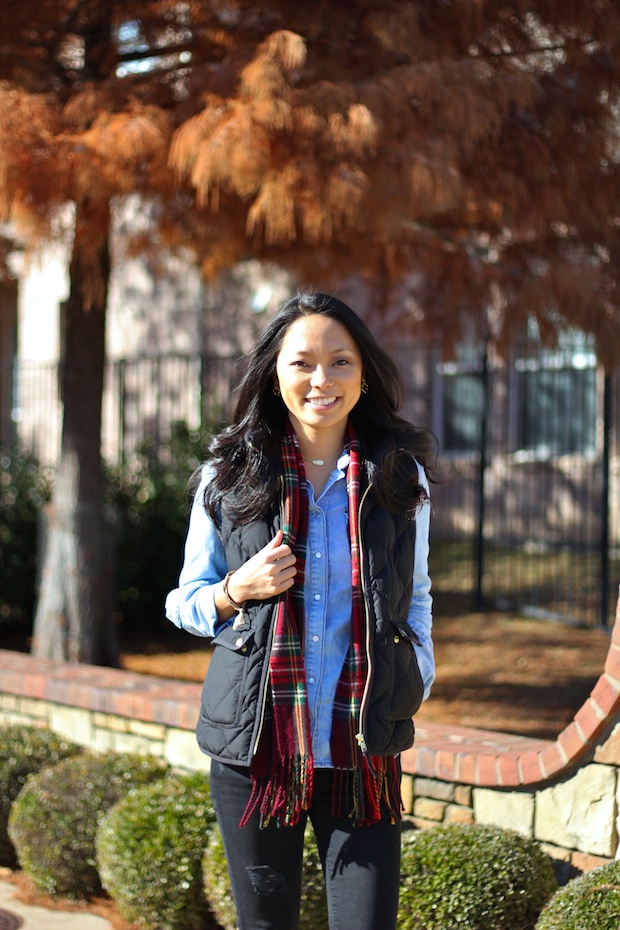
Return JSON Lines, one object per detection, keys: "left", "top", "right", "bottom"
{"left": 386, "top": 619, "right": 424, "bottom": 721}
{"left": 201, "top": 626, "right": 254, "bottom": 726}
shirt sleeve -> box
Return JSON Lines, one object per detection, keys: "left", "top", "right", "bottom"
{"left": 408, "top": 461, "right": 435, "bottom": 701}
{"left": 164, "top": 465, "right": 229, "bottom": 639}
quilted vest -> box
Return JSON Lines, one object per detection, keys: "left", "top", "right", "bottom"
{"left": 196, "top": 472, "right": 424, "bottom": 766}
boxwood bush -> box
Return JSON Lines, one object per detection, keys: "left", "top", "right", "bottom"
{"left": 97, "top": 770, "right": 215, "bottom": 930}
{"left": 536, "top": 860, "right": 620, "bottom": 930}
{"left": 399, "top": 823, "right": 557, "bottom": 930}
{"left": 0, "top": 725, "right": 81, "bottom": 867}
{"left": 8, "top": 751, "right": 168, "bottom": 897}
{"left": 202, "top": 822, "right": 328, "bottom": 930}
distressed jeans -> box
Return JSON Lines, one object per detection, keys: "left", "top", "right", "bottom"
{"left": 210, "top": 761, "right": 401, "bottom": 930}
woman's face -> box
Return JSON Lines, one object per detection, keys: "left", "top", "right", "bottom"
{"left": 275, "top": 314, "right": 363, "bottom": 442}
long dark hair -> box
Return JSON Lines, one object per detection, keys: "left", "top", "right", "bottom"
{"left": 203, "top": 291, "right": 437, "bottom": 523}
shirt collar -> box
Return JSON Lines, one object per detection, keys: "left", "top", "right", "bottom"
{"left": 336, "top": 449, "right": 350, "bottom": 475}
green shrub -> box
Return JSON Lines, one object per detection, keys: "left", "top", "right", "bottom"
{"left": 202, "top": 822, "right": 328, "bottom": 930}
{"left": 0, "top": 725, "right": 81, "bottom": 867}
{"left": 8, "top": 751, "right": 168, "bottom": 897}
{"left": 97, "top": 770, "right": 215, "bottom": 930}
{"left": 399, "top": 823, "right": 557, "bottom": 930}
{"left": 0, "top": 448, "right": 53, "bottom": 630}
{"left": 536, "top": 860, "right": 620, "bottom": 930}
{"left": 0, "top": 424, "right": 214, "bottom": 635}
{"left": 104, "top": 421, "right": 213, "bottom": 630}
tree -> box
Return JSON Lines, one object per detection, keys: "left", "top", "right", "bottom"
{"left": 0, "top": 1, "right": 619, "bottom": 662}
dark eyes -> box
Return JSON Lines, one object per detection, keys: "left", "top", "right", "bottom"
{"left": 290, "top": 359, "right": 350, "bottom": 367}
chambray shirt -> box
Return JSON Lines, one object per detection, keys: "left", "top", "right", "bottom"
{"left": 165, "top": 452, "right": 434, "bottom": 767}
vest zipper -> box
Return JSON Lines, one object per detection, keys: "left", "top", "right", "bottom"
{"left": 252, "top": 618, "right": 276, "bottom": 755}
{"left": 355, "top": 482, "right": 376, "bottom": 774}
{"left": 251, "top": 482, "right": 285, "bottom": 756}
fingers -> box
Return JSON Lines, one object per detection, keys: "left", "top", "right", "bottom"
{"left": 229, "top": 530, "right": 297, "bottom": 603}
{"left": 269, "top": 529, "right": 284, "bottom": 547}
{"left": 265, "top": 529, "right": 293, "bottom": 562}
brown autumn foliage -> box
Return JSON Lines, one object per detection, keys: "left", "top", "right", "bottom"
{"left": 0, "top": 2, "right": 619, "bottom": 662}
{"left": 1, "top": 2, "right": 620, "bottom": 349}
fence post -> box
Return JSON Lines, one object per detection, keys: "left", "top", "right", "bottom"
{"left": 474, "top": 333, "right": 491, "bottom": 609}
{"left": 117, "top": 358, "right": 126, "bottom": 463}
{"left": 601, "top": 370, "right": 612, "bottom": 629}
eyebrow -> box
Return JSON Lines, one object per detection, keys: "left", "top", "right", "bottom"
{"left": 289, "top": 346, "right": 356, "bottom": 355}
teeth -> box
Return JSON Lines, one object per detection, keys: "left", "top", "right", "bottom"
{"left": 308, "top": 397, "right": 336, "bottom": 407}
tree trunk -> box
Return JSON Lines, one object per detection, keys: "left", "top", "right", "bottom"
{"left": 32, "top": 198, "right": 119, "bottom": 665}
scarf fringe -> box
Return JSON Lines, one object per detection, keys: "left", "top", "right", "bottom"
{"left": 241, "top": 754, "right": 314, "bottom": 828}
{"left": 331, "top": 759, "right": 403, "bottom": 827}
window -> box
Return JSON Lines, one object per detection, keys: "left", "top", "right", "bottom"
{"left": 513, "top": 333, "right": 597, "bottom": 456}
{"left": 435, "top": 340, "right": 486, "bottom": 454}
{"left": 440, "top": 364, "right": 485, "bottom": 453}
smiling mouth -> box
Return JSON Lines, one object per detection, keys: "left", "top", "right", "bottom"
{"left": 307, "top": 397, "right": 338, "bottom": 407}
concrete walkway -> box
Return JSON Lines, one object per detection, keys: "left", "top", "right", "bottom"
{"left": 0, "top": 874, "right": 114, "bottom": 930}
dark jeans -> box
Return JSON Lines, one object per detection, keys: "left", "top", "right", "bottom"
{"left": 209, "top": 762, "right": 401, "bottom": 930}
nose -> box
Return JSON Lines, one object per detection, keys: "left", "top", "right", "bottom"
{"left": 310, "top": 365, "right": 332, "bottom": 388}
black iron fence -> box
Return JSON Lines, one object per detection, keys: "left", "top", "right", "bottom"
{"left": 426, "top": 335, "right": 619, "bottom": 630}
{"left": 6, "top": 335, "right": 620, "bottom": 628}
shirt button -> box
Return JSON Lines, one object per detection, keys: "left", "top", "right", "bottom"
{"left": 308, "top": 676, "right": 315, "bottom": 684}
{"left": 314, "top": 594, "right": 321, "bottom": 601}
{"left": 312, "top": 635, "right": 319, "bottom": 642}
{"left": 235, "top": 637, "right": 244, "bottom": 648}
{"left": 315, "top": 551, "right": 322, "bottom": 558}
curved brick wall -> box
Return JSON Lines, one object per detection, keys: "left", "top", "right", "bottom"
{"left": 0, "top": 589, "right": 618, "bottom": 872}
{"left": 0, "top": 591, "right": 618, "bottom": 787}
{"left": 401, "top": 589, "right": 620, "bottom": 789}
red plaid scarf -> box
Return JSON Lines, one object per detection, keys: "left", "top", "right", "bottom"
{"left": 241, "top": 421, "right": 401, "bottom": 828}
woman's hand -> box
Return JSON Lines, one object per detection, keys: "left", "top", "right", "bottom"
{"left": 224, "top": 530, "right": 297, "bottom": 606}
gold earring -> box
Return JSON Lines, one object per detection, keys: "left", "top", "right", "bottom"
{"left": 273, "top": 383, "right": 281, "bottom": 396}
{"left": 361, "top": 379, "right": 369, "bottom": 394}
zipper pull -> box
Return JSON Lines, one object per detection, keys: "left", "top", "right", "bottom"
{"left": 355, "top": 732, "right": 377, "bottom": 776}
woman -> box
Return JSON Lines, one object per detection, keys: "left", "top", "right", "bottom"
{"left": 165, "top": 291, "right": 436, "bottom": 930}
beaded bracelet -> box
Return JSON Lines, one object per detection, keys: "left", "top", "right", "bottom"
{"left": 222, "top": 570, "right": 246, "bottom": 611}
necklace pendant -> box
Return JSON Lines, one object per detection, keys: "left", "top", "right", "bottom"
{"left": 311, "top": 458, "right": 325, "bottom": 466}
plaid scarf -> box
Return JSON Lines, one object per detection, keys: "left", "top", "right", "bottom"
{"left": 241, "top": 421, "right": 401, "bottom": 828}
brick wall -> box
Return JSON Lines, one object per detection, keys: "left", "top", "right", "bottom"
{"left": 1, "top": 589, "right": 618, "bottom": 875}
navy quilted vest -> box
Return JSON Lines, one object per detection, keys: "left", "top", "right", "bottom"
{"left": 196, "top": 477, "right": 424, "bottom": 765}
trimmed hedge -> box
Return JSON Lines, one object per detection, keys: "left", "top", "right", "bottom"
{"left": 97, "top": 771, "right": 215, "bottom": 930}
{"left": 536, "top": 860, "right": 620, "bottom": 930}
{"left": 0, "top": 725, "right": 81, "bottom": 867}
{"left": 8, "top": 751, "right": 168, "bottom": 897}
{"left": 399, "top": 823, "right": 558, "bottom": 930}
{"left": 202, "top": 822, "right": 328, "bottom": 930}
